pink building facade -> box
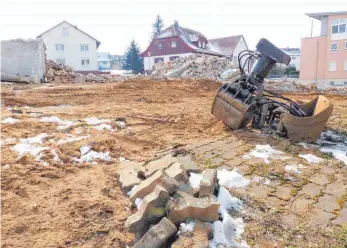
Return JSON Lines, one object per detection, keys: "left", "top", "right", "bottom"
{"left": 300, "top": 11, "right": 347, "bottom": 87}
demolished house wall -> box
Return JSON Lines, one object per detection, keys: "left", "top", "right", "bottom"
{"left": 1, "top": 38, "right": 46, "bottom": 83}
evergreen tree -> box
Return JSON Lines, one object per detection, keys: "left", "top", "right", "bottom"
{"left": 123, "top": 40, "right": 144, "bottom": 74}
{"left": 151, "top": 14, "right": 164, "bottom": 40}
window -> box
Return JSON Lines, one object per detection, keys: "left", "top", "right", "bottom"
{"left": 329, "top": 61, "right": 336, "bottom": 71}
{"left": 331, "top": 43, "right": 338, "bottom": 51}
{"left": 344, "top": 60, "right": 347, "bottom": 70}
{"left": 103, "top": 61, "right": 107, "bottom": 65}
{"left": 332, "top": 18, "right": 346, "bottom": 34}
{"left": 63, "top": 27, "right": 69, "bottom": 36}
{"left": 344, "top": 82, "right": 347, "bottom": 86}
{"left": 81, "top": 59, "right": 90, "bottom": 67}
{"left": 80, "top": 44, "right": 89, "bottom": 52}
{"left": 169, "top": 56, "right": 179, "bottom": 61}
{"left": 345, "top": 41, "right": 347, "bottom": 50}
{"left": 157, "top": 43, "right": 163, "bottom": 50}
{"left": 330, "top": 81, "right": 335, "bottom": 86}
{"left": 198, "top": 41, "right": 201, "bottom": 48}
{"left": 171, "top": 41, "right": 177, "bottom": 48}
{"left": 154, "top": 57, "right": 164, "bottom": 63}
{"left": 55, "top": 44, "right": 64, "bottom": 51}
{"left": 56, "top": 59, "right": 65, "bottom": 65}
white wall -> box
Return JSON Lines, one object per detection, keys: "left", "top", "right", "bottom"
{"left": 232, "top": 37, "right": 248, "bottom": 67}
{"left": 143, "top": 53, "right": 193, "bottom": 70}
{"left": 40, "top": 22, "right": 98, "bottom": 71}
{"left": 289, "top": 55, "right": 301, "bottom": 71}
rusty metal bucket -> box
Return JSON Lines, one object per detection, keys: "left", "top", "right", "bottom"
{"left": 280, "top": 95, "right": 333, "bottom": 143}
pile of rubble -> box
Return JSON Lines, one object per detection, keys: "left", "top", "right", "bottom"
{"left": 151, "top": 54, "right": 239, "bottom": 81}
{"left": 45, "top": 60, "right": 142, "bottom": 84}
{"left": 117, "top": 153, "right": 250, "bottom": 248}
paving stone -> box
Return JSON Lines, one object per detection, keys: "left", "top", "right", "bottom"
{"left": 133, "top": 217, "right": 177, "bottom": 248}
{"left": 225, "top": 157, "right": 244, "bottom": 167}
{"left": 316, "top": 194, "right": 339, "bottom": 212}
{"left": 129, "top": 170, "right": 179, "bottom": 203}
{"left": 309, "top": 173, "right": 330, "bottom": 186}
{"left": 171, "top": 220, "right": 212, "bottom": 248}
{"left": 165, "top": 162, "right": 188, "bottom": 183}
{"left": 273, "top": 186, "right": 293, "bottom": 201}
{"left": 125, "top": 185, "right": 169, "bottom": 238}
{"left": 248, "top": 184, "right": 274, "bottom": 198}
{"left": 308, "top": 208, "right": 335, "bottom": 226}
{"left": 332, "top": 208, "right": 347, "bottom": 225}
{"left": 323, "top": 183, "right": 347, "bottom": 198}
{"left": 320, "top": 166, "right": 336, "bottom": 175}
{"left": 221, "top": 150, "right": 236, "bottom": 160}
{"left": 177, "top": 155, "right": 201, "bottom": 174}
{"left": 199, "top": 169, "right": 217, "bottom": 197}
{"left": 117, "top": 161, "right": 143, "bottom": 191}
{"left": 210, "top": 157, "right": 225, "bottom": 165}
{"left": 300, "top": 183, "right": 324, "bottom": 198}
{"left": 141, "top": 154, "right": 177, "bottom": 178}
{"left": 266, "top": 196, "right": 285, "bottom": 208}
{"left": 167, "top": 191, "right": 219, "bottom": 224}
{"left": 290, "top": 198, "right": 315, "bottom": 211}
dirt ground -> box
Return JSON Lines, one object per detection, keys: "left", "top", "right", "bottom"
{"left": 1, "top": 79, "right": 347, "bottom": 248}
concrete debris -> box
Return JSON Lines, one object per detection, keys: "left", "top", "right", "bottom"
{"left": 125, "top": 185, "right": 169, "bottom": 239}
{"left": 140, "top": 153, "right": 178, "bottom": 178}
{"left": 117, "top": 161, "right": 144, "bottom": 191}
{"left": 199, "top": 169, "right": 217, "bottom": 197}
{"left": 176, "top": 155, "right": 201, "bottom": 174}
{"left": 165, "top": 162, "right": 189, "bottom": 183}
{"left": 172, "top": 220, "right": 212, "bottom": 248}
{"left": 151, "top": 54, "right": 237, "bottom": 81}
{"left": 129, "top": 170, "right": 179, "bottom": 203}
{"left": 133, "top": 217, "right": 177, "bottom": 248}
{"left": 166, "top": 191, "right": 219, "bottom": 224}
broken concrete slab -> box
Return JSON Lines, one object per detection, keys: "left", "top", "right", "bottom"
{"left": 165, "top": 162, "right": 188, "bottom": 183}
{"left": 172, "top": 220, "right": 212, "bottom": 248}
{"left": 129, "top": 170, "right": 179, "bottom": 203}
{"left": 133, "top": 217, "right": 177, "bottom": 248}
{"left": 125, "top": 185, "right": 169, "bottom": 239}
{"left": 199, "top": 169, "right": 217, "bottom": 197}
{"left": 117, "top": 161, "right": 144, "bottom": 191}
{"left": 167, "top": 191, "right": 219, "bottom": 224}
{"left": 140, "top": 154, "right": 177, "bottom": 178}
{"left": 177, "top": 155, "right": 201, "bottom": 174}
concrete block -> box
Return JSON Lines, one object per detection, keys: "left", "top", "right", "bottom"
{"left": 140, "top": 154, "right": 177, "bottom": 178}
{"left": 199, "top": 169, "right": 217, "bottom": 197}
{"left": 117, "top": 161, "right": 144, "bottom": 191}
{"left": 165, "top": 162, "right": 188, "bottom": 183}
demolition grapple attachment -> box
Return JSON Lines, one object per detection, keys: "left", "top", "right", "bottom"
{"left": 211, "top": 38, "right": 333, "bottom": 143}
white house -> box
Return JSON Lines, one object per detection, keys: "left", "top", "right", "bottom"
{"left": 37, "top": 21, "right": 100, "bottom": 72}
{"left": 281, "top": 48, "right": 301, "bottom": 71}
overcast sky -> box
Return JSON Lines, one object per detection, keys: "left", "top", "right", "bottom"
{"left": 1, "top": 0, "right": 346, "bottom": 54}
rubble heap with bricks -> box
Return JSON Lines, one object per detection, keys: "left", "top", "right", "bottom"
{"left": 151, "top": 54, "right": 239, "bottom": 82}
{"left": 117, "top": 153, "right": 250, "bottom": 248}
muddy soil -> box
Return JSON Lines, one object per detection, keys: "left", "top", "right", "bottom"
{"left": 1, "top": 79, "right": 347, "bottom": 247}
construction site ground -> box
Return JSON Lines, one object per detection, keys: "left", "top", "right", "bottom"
{"left": 1, "top": 79, "right": 347, "bottom": 248}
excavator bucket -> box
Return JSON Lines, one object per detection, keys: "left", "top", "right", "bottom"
{"left": 280, "top": 96, "right": 333, "bottom": 143}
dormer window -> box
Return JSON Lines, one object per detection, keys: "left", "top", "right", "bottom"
{"left": 157, "top": 43, "right": 163, "bottom": 50}
{"left": 63, "top": 27, "right": 69, "bottom": 36}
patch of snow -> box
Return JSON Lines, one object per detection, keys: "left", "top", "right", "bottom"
{"left": 20, "top": 133, "right": 48, "bottom": 144}
{"left": 218, "top": 186, "right": 243, "bottom": 214}
{"left": 217, "top": 168, "right": 250, "bottom": 188}
{"left": 29, "top": 112, "right": 43, "bottom": 117}
{"left": 2, "top": 117, "right": 18, "bottom": 124}
{"left": 251, "top": 176, "right": 270, "bottom": 185}
{"left": 75, "top": 127, "right": 83, "bottom": 135}
{"left": 51, "top": 150, "right": 61, "bottom": 162}
{"left": 177, "top": 221, "right": 196, "bottom": 235}
{"left": 119, "top": 157, "right": 129, "bottom": 162}
{"left": 189, "top": 173, "right": 203, "bottom": 189}
{"left": 75, "top": 150, "right": 112, "bottom": 163}
{"left": 127, "top": 185, "right": 138, "bottom": 196}
{"left": 320, "top": 147, "right": 347, "bottom": 165}
{"left": 40, "top": 116, "right": 75, "bottom": 129}
{"left": 93, "top": 123, "right": 113, "bottom": 131}
{"left": 12, "top": 143, "right": 48, "bottom": 158}
{"left": 285, "top": 164, "right": 305, "bottom": 174}
{"left": 135, "top": 198, "right": 143, "bottom": 208}
{"left": 4, "top": 164, "right": 10, "bottom": 170}
{"left": 243, "top": 144, "right": 288, "bottom": 164}
{"left": 84, "top": 117, "right": 111, "bottom": 125}
{"left": 57, "top": 135, "right": 90, "bottom": 145}
{"left": 80, "top": 145, "right": 91, "bottom": 155}
{"left": 299, "top": 154, "right": 323, "bottom": 164}
{"left": 116, "top": 120, "right": 126, "bottom": 129}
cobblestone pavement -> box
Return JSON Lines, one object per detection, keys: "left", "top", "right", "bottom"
{"left": 186, "top": 130, "right": 347, "bottom": 247}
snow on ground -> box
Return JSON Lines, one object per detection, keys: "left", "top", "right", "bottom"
{"left": 218, "top": 186, "right": 243, "bottom": 213}
{"left": 177, "top": 221, "right": 196, "bottom": 235}
{"left": 57, "top": 135, "right": 90, "bottom": 145}
{"left": 243, "top": 144, "right": 288, "bottom": 164}
{"left": 93, "top": 123, "right": 113, "bottom": 131}
{"left": 189, "top": 173, "right": 203, "bottom": 189}
{"left": 299, "top": 154, "right": 323, "bottom": 164}
{"left": 217, "top": 168, "right": 250, "bottom": 188}
{"left": 127, "top": 185, "right": 138, "bottom": 196}
{"left": 40, "top": 116, "right": 75, "bottom": 129}
{"left": 2, "top": 117, "right": 18, "bottom": 124}
{"left": 84, "top": 117, "right": 111, "bottom": 125}
{"left": 116, "top": 120, "right": 126, "bottom": 129}
{"left": 251, "top": 175, "right": 270, "bottom": 185}
{"left": 316, "top": 130, "right": 347, "bottom": 165}
{"left": 285, "top": 164, "right": 305, "bottom": 174}
{"left": 12, "top": 143, "right": 48, "bottom": 159}
{"left": 20, "top": 133, "right": 48, "bottom": 144}
{"left": 135, "top": 198, "right": 143, "bottom": 208}
{"left": 74, "top": 148, "right": 112, "bottom": 163}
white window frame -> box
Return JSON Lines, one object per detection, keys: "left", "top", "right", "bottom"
{"left": 63, "top": 27, "right": 69, "bottom": 36}
{"left": 55, "top": 44, "right": 64, "bottom": 52}
{"left": 157, "top": 43, "right": 163, "bottom": 50}
{"left": 56, "top": 59, "right": 65, "bottom": 65}
{"left": 154, "top": 57, "right": 164, "bottom": 63}
{"left": 198, "top": 41, "right": 201, "bottom": 48}
{"left": 331, "top": 43, "right": 338, "bottom": 52}
{"left": 171, "top": 41, "right": 177, "bottom": 48}
{"left": 332, "top": 18, "right": 346, "bottom": 34}
{"left": 80, "top": 44, "right": 89, "bottom": 52}
{"left": 344, "top": 60, "right": 347, "bottom": 71}
{"left": 81, "top": 58, "right": 90, "bottom": 67}
{"left": 329, "top": 61, "right": 337, "bottom": 71}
